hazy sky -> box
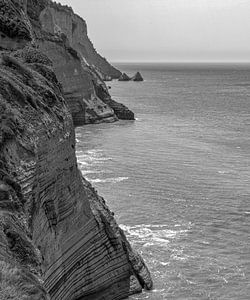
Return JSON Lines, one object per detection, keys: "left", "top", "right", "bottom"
{"left": 59, "top": 0, "right": 250, "bottom": 62}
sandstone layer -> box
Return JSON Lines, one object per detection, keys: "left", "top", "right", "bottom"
{"left": 0, "top": 1, "right": 152, "bottom": 299}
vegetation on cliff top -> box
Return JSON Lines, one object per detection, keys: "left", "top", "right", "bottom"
{"left": 0, "top": 0, "right": 31, "bottom": 40}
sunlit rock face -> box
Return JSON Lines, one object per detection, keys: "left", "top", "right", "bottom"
{"left": 0, "top": 1, "right": 152, "bottom": 299}
{"left": 40, "top": 3, "right": 121, "bottom": 79}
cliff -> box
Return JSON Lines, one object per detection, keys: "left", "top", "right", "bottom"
{"left": 24, "top": 0, "right": 134, "bottom": 126}
{"left": 41, "top": 1, "right": 121, "bottom": 79}
{"left": 0, "top": 1, "right": 152, "bottom": 299}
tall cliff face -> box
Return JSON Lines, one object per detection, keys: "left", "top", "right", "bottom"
{"left": 0, "top": 1, "right": 152, "bottom": 299}
{"left": 40, "top": 2, "right": 121, "bottom": 79}
{"left": 26, "top": 0, "right": 119, "bottom": 126}
{"left": 26, "top": 0, "right": 134, "bottom": 126}
{"left": 36, "top": 32, "right": 118, "bottom": 126}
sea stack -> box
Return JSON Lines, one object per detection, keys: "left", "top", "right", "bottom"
{"left": 131, "top": 71, "right": 144, "bottom": 81}
{"left": 118, "top": 72, "right": 131, "bottom": 81}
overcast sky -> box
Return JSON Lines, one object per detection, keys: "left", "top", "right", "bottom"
{"left": 58, "top": 0, "right": 250, "bottom": 62}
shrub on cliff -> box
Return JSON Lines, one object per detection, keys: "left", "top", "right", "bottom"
{"left": 0, "top": 261, "right": 47, "bottom": 300}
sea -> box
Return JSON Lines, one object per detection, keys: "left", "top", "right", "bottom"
{"left": 75, "top": 63, "right": 250, "bottom": 300}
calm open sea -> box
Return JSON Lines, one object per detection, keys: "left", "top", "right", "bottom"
{"left": 76, "top": 63, "right": 250, "bottom": 300}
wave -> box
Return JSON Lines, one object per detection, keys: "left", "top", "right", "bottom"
{"left": 87, "top": 177, "right": 129, "bottom": 184}
{"left": 76, "top": 149, "right": 112, "bottom": 165}
{"left": 120, "top": 224, "right": 190, "bottom": 248}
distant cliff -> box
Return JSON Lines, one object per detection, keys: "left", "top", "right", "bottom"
{"left": 0, "top": 1, "right": 151, "bottom": 300}
{"left": 25, "top": 0, "right": 134, "bottom": 126}
{"left": 41, "top": 1, "right": 121, "bottom": 79}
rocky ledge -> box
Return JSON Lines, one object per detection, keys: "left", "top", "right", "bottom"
{"left": 0, "top": 1, "right": 152, "bottom": 299}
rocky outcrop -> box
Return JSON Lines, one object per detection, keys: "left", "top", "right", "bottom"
{"left": 131, "top": 72, "right": 144, "bottom": 82}
{"left": 90, "top": 67, "right": 135, "bottom": 120}
{"left": 40, "top": 2, "right": 121, "bottom": 79}
{"left": 0, "top": 1, "right": 151, "bottom": 299}
{"left": 118, "top": 73, "right": 131, "bottom": 81}
{"left": 118, "top": 72, "right": 144, "bottom": 82}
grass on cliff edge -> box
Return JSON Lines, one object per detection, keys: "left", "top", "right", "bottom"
{"left": 0, "top": 261, "right": 34, "bottom": 300}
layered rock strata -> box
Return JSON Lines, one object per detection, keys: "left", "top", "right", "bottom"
{"left": 0, "top": 1, "right": 152, "bottom": 299}
{"left": 26, "top": 0, "right": 118, "bottom": 126}
{"left": 28, "top": 0, "right": 134, "bottom": 125}
{"left": 36, "top": 33, "right": 118, "bottom": 126}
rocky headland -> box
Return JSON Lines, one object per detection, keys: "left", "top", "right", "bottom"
{"left": 26, "top": 0, "right": 134, "bottom": 126}
{"left": 0, "top": 1, "right": 151, "bottom": 299}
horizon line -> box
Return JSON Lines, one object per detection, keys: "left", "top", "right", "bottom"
{"left": 111, "top": 60, "right": 250, "bottom": 64}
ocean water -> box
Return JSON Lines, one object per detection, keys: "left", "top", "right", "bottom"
{"left": 76, "top": 63, "right": 250, "bottom": 300}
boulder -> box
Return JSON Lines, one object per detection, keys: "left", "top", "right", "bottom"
{"left": 131, "top": 71, "right": 143, "bottom": 81}
{"left": 118, "top": 72, "right": 131, "bottom": 81}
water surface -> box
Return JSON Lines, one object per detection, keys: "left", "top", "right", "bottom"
{"left": 76, "top": 63, "right": 250, "bottom": 299}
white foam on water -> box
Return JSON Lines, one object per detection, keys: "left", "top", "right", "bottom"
{"left": 78, "top": 161, "right": 89, "bottom": 166}
{"left": 218, "top": 170, "right": 226, "bottom": 174}
{"left": 159, "top": 261, "right": 169, "bottom": 266}
{"left": 152, "top": 289, "right": 166, "bottom": 293}
{"left": 88, "top": 177, "right": 129, "bottom": 184}
{"left": 120, "top": 224, "right": 189, "bottom": 249}
{"left": 80, "top": 170, "right": 98, "bottom": 175}
{"left": 76, "top": 149, "right": 113, "bottom": 174}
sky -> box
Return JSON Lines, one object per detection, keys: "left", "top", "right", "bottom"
{"left": 58, "top": 0, "right": 250, "bottom": 63}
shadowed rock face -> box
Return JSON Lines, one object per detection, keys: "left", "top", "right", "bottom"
{"left": 0, "top": 1, "right": 152, "bottom": 299}
{"left": 0, "top": 46, "right": 131, "bottom": 300}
